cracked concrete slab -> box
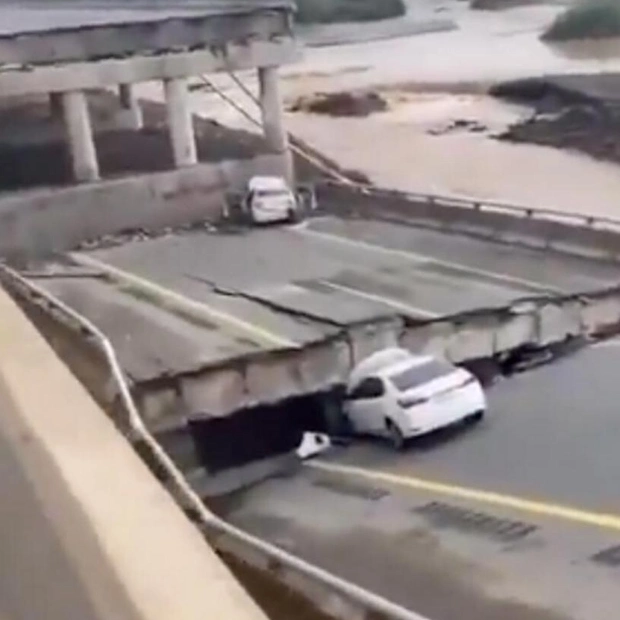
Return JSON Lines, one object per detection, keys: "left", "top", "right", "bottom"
{"left": 83, "top": 217, "right": 620, "bottom": 327}
{"left": 41, "top": 276, "right": 263, "bottom": 382}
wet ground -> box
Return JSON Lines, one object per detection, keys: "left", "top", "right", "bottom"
{"left": 220, "top": 342, "right": 620, "bottom": 620}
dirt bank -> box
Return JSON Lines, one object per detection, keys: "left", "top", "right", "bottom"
{"left": 493, "top": 74, "right": 620, "bottom": 164}
{"left": 289, "top": 91, "right": 388, "bottom": 116}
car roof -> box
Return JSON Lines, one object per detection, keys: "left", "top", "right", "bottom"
{"left": 348, "top": 348, "right": 434, "bottom": 385}
{"left": 248, "top": 175, "right": 289, "bottom": 191}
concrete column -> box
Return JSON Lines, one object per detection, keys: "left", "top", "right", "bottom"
{"left": 118, "top": 83, "right": 143, "bottom": 130}
{"left": 163, "top": 77, "right": 197, "bottom": 168}
{"left": 61, "top": 90, "right": 99, "bottom": 183}
{"left": 258, "top": 66, "right": 293, "bottom": 181}
{"left": 49, "top": 92, "right": 63, "bottom": 119}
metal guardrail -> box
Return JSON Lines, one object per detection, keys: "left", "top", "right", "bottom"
{"left": 0, "top": 262, "right": 430, "bottom": 620}
{"left": 325, "top": 181, "right": 620, "bottom": 234}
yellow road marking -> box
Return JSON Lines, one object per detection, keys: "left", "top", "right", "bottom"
{"left": 307, "top": 461, "right": 620, "bottom": 532}
{"left": 295, "top": 226, "right": 561, "bottom": 295}
{"left": 70, "top": 252, "right": 297, "bottom": 350}
{"left": 320, "top": 280, "right": 438, "bottom": 319}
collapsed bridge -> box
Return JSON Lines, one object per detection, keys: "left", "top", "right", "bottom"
{"left": 7, "top": 182, "right": 620, "bottom": 493}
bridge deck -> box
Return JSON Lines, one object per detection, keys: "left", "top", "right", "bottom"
{"left": 0, "top": 0, "right": 294, "bottom": 67}
{"left": 0, "top": 2, "right": 293, "bottom": 37}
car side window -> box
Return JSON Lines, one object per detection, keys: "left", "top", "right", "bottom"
{"left": 349, "top": 377, "right": 385, "bottom": 400}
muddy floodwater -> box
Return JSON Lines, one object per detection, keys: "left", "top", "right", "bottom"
{"left": 279, "top": 2, "right": 620, "bottom": 218}
{"left": 286, "top": 92, "right": 620, "bottom": 218}
{"left": 284, "top": 3, "right": 620, "bottom": 93}
{"left": 137, "top": 1, "right": 620, "bottom": 219}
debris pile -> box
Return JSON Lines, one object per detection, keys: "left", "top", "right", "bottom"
{"left": 492, "top": 75, "right": 620, "bottom": 165}
{"left": 289, "top": 91, "right": 388, "bottom": 117}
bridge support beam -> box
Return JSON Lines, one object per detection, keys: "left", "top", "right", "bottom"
{"left": 258, "top": 66, "right": 293, "bottom": 182}
{"left": 61, "top": 89, "right": 100, "bottom": 183}
{"left": 164, "top": 77, "right": 197, "bottom": 169}
{"left": 49, "top": 92, "right": 63, "bottom": 119}
{"left": 119, "top": 83, "right": 143, "bottom": 130}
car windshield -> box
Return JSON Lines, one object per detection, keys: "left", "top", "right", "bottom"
{"left": 389, "top": 360, "right": 455, "bottom": 392}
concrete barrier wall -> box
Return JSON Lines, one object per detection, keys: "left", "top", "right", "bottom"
{"left": 318, "top": 183, "right": 620, "bottom": 262}
{"left": 3, "top": 161, "right": 618, "bottom": 263}
{"left": 0, "top": 284, "right": 269, "bottom": 620}
{"left": 8, "top": 155, "right": 616, "bottom": 264}
{"left": 0, "top": 154, "right": 285, "bottom": 258}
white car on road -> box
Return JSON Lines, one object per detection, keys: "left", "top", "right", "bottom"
{"left": 343, "top": 348, "right": 486, "bottom": 449}
{"left": 243, "top": 175, "right": 301, "bottom": 224}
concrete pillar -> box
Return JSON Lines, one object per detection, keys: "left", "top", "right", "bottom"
{"left": 61, "top": 90, "right": 99, "bottom": 183}
{"left": 49, "top": 93, "right": 63, "bottom": 119}
{"left": 118, "top": 83, "right": 143, "bottom": 130}
{"left": 258, "top": 66, "right": 293, "bottom": 182}
{"left": 163, "top": 77, "right": 197, "bottom": 168}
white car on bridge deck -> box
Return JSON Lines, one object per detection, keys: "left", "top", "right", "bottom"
{"left": 243, "top": 175, "right": 302, "bottom": 224}
{"left": 344, "top": 348, "right": 486, "bottom": 449}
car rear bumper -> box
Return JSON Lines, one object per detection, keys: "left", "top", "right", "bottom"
{"left": 403, "top": 384, "right": 486, "bottom": 437}
{"left": 251, "top": 209, "right": 288, "bottom": 223}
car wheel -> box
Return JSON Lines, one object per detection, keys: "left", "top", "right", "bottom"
{"left": 287, "top": 207, "right": 303, "bottom": 224}
{"left": 340, "top": 413, "right": 354, "bottom": 437}
{"left": 469, "top": 410, "right": 485, "bottom": 424}
{"left": 386, "top": 420, "right": 406, "bottom": 451}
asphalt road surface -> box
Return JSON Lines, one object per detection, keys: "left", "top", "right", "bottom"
{"left": 221, "top": 342, "right": 620, "bottom": 620}
{"left": 89, "top": 217, "right": 620, "bottom": 321}
{"left": 77, "top": 215, "right": 620, "bottom": 349}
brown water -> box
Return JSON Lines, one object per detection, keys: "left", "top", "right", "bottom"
{"left": 281, "top": 4, "right": 620, "bottom": 219}
{"left": 283, "top": 3, "right": 620, "bottom": 93}
{"left": 139, "top": 2, "right": 620, "bottom": 219}
{"left": 286, "top": 91, "right": 620, "bottom": 219}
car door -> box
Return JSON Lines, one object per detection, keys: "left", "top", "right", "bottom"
{"left": 345, "top": 377, "right": 387, "bottom": 434}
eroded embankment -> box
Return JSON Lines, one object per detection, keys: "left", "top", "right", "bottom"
{"left": 493, "top": 74, "right": 620, "bottom": 164}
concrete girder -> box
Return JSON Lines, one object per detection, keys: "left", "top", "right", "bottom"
{"left": 0, "top": 9, "right": 293, "bottom": 66}
{"left": 0, "top": 39, "right": 297, "bottom": 99}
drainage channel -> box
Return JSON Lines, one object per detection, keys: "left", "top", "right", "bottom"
{"left": 0, "top": 262, "right": 430, "bottom": 620}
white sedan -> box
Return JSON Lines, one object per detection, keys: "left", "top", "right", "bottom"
{"left": 243, "top": 175, "right": 301, "bottom": 224}
{"left": 343, "top": 348, "right": 487, "bottom": 450}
